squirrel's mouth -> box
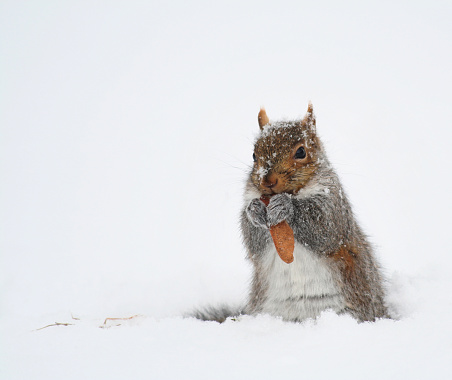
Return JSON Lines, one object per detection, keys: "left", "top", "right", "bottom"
{"left": 259, "top": 186, "right": 277, "bottom": 196}
{"left": 260, "top": 187, "right": 294, "bottom": 196}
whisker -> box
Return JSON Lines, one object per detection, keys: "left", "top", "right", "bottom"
{"left": 215, "top": 158, "right": 252, "bottom": 173}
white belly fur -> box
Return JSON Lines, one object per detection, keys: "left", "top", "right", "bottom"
{"left": 259, "top": 242, "right": 345, "bottom": 321}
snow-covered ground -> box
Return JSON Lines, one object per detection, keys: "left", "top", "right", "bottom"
{"left": 1, "top": 1, "right": 452, "bottom": 379}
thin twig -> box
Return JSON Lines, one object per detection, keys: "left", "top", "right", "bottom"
{"left": 100, "top": 314, "right": 142, "bottom": 328}
{"left": 34, "top": 322, "right": 74, "bottom": 331}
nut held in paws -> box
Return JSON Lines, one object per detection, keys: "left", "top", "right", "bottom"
{"left": 260, "top": 195, "right": 294, "bottom": 264}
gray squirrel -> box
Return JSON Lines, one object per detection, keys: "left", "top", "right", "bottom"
{"left": 193, "top": 104, "right": 388, "bottom": 323}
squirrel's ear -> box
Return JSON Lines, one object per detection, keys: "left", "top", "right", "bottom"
{"left": 302, "top": 102, "right": 316, "bottom": 131}
{"left": 258, "top": 108, "right": 270, "bottom": 130}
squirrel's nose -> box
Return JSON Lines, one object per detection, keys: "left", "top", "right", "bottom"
{"left": 262, "top": 177, "right": 278, "bottom": 189}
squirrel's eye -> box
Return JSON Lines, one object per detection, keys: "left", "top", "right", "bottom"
{"left": 294, "top": 146, "right": 306, "bottom": 159}
{"left": 253, "top": 153, "right": 257, "bottom": 162}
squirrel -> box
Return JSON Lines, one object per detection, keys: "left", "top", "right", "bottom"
{"left": 193, "top": 103, "right": 389, "bottom": 323}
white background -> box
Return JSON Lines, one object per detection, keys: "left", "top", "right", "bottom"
{"left": 1, "top": 1, "right": 452, "bottom": 379}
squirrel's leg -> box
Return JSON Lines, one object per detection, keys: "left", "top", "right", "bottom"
{"left": 241, "top": 207, "right": 272, "bottom": 256}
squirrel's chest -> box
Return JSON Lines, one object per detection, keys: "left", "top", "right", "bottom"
{"left": 257, "top": 242, "right": 345, "bottom": 321}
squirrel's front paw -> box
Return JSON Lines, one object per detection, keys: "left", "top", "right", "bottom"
{"left": 267, "top": 193, "right": 294, "bottom": 226}
{"left": 246, "top": 199, "right": 268, "bottom": 228}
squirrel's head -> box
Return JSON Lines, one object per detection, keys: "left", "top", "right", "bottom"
{"left": 251, "top": 103, "right": 321, "bottom": 196}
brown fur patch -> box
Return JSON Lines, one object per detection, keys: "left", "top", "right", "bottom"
{"left": 331, "top": 246, "right": 356, "bottom": 274}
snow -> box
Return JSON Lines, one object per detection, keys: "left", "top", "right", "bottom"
{"left": 1, "top": 1, "right": 452, "bottom": 379}
{"left": 256, "top": 165, "right": 269, "bottom": 180}
{"left": 3, "top": 273, "right": 452, "bottom": 380}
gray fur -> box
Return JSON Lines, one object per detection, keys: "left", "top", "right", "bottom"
{"left": 246, "top": 198, "right": 268, "bottom": 228}
{"left": 189, "top": 304, "right": 243, "bottom": 323}
{"left": 266, "top": 193, "right": 294, "bottom": 226}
